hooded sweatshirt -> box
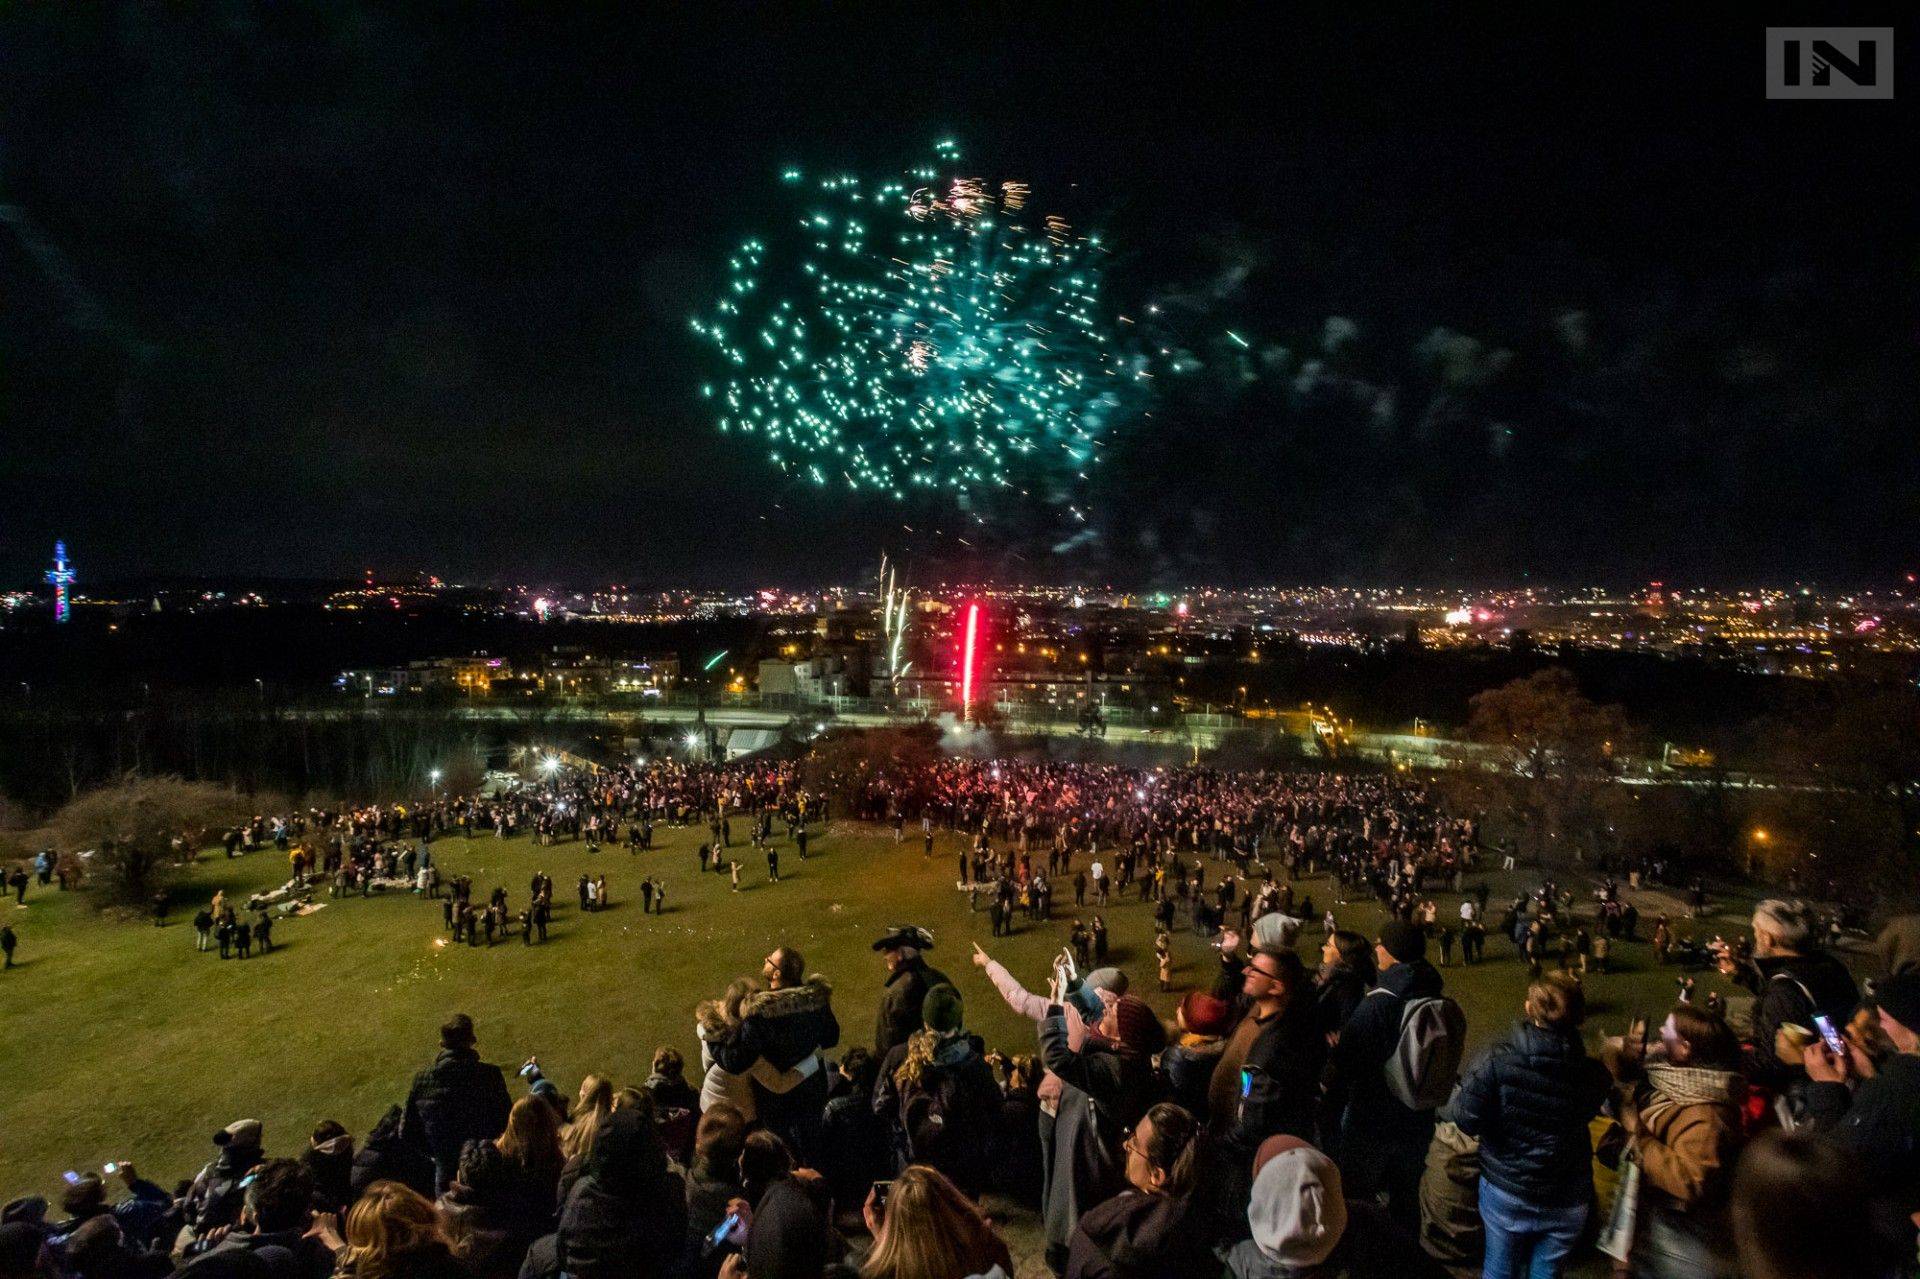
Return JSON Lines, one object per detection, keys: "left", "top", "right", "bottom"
{"left": 554, "top": 1108, "right": 687, "bottom": 1279}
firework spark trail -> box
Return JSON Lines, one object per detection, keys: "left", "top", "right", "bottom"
{"left": 693, "top": 142, "right": 1142, "bottom": 501}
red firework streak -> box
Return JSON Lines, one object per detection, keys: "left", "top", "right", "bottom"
{"left": 961, "top": 602, "right": 982, "bottom": 721}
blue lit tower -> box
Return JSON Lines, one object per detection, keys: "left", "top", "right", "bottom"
{"left": 45, "top": 541, "right": 75, "bottom": 623}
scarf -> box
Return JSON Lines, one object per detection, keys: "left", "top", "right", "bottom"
{"left": 1641, "top": 1064, "right": 1741, "bottom": 1127}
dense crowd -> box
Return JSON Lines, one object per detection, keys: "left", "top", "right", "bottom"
{"left": 4, "top": 758, "right": 1918, "bottom": 1279}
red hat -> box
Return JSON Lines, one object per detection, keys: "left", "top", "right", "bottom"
{"left": 1106, "top": 995, "right": 1167, "bottom": 1057}
{"left": 1179, "top": 991, "right": 1234, "bottom": 1038}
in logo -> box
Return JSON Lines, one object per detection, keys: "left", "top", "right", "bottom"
{"left": 1767, "top": 27, "right": 1893, "bottom": 99}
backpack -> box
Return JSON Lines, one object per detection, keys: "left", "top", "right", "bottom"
{"left": 1375, "top": 990, "right": 1467, "bottom": 1110}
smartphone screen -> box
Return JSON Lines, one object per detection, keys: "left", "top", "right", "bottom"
{"left": 1240, "top": 1067, "right": 1253, "bottom": 1099}
{"left": 871, "top": 1180, "right": 893, "bottom": 1211}
{"left": 710, "top": 1212, "right": 740, "bottom": 1247}
{"left": 1813, "top": 1014, "right": 1847, "bottom": 1058}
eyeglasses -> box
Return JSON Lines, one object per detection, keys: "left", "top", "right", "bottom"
{"left": 1121, "top": 1128, "right": 1150, "bottom": 1160}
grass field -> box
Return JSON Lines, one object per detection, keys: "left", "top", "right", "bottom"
{"left": 0, "top": 818, "right": 1771, "bottom": 1224}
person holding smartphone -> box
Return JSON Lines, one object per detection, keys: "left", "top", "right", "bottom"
{"left": 1801, "top": 969, "right": 1920, "bottom": 1226}
{"left": 1710, "top": 900, "right": 1858, "bottom": 1102}
{"left": 712, "top": 1130, "right": 831, "bottom": 1279}
{"left": 1614, "top": 1005, "right": 1747, "bottom": 1278}
{"left": 857, "top": 1165, "right": 1010, "bottom": 1279}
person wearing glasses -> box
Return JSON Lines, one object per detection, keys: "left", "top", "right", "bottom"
{"left": 1205, "top": 946, "right": 1324, "bottom": 1230}
{"left": 1066, "top": 1101, "right": 1211, "bottom": 1279}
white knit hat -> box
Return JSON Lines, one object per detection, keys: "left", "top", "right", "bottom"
{"left": 1247, "top": 1140, "right": 1346, "bottom": 1268}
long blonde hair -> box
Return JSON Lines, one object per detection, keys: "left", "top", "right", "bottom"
{"left": 562, "top": 1073, "right": 614, "bottom": 1162}
{"left": 340, "top": 1180, "right": 449, "bottom": 1279}
{"left": 859, "top": 1165, "right": 1011, "bottom": 1279}
{"left": 496, "top": 1095, "right": 563, "bottom": 1181}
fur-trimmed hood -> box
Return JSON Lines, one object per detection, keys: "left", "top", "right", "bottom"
{"left": 741, "top": 975, "right": 833, "bottom": 1020}
{"left": 714, "top": 976, "right": 841, "bottom": 1076}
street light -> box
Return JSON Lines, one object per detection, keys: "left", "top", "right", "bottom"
{"left": 429, "top": 768, "right": 443, "bottom": 796}
{"left": 540, "top": 756, "right": 561, "bottom": 776}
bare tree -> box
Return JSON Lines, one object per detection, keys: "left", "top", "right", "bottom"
{"left": 1447, "top": 668, "right": 1633, "bottom": 865}
{"left": 52, "top": 776, "right": 255, "bottom": 911}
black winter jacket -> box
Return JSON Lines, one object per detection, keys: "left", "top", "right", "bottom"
{"left": 872, "top": 1031, "right": 1003, "bottom": 1195}
{"left": 1453, "top": 1020, "right": 1610, "bottom": 1206}
{"left": 1313, "top": 964, "right": 1370, "bottom": 1040}
{"left": 1735, "top": 950, "right": 1859, "bottom": 1089}
{"left": 1805, "top": 1051, "right": 1920, "bottom": 1212}
{"left": 712, "top": 979, "right": 839, "bottom": 1075}
{"left": 352, "top": 1107, "right": 436, "bottom": 1200}
{"left": 874, "top": 956, "right": 952, "bottom": 1056}
{"left": 1226, "top": 1000, "right": 1326, "bottom": 1155}
{"left": 1329, "top": 959, "right": 1444, "bottom": 1146}
{"left": 402, "top": 1046, "right": 513, "bottom": 1173}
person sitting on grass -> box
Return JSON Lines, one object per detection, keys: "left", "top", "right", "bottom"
{"left": 857, "top": 1164, "right": 1012, "bottom": 1279}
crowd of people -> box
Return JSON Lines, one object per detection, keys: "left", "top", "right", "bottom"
{"left": 6, "top": 898, "right": 1915, "bottom": 1279}
{"left": 4, "top": 757, "right": 1918, "bottom": 1279}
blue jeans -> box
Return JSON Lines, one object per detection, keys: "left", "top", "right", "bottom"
{"left": 1479, "top": 1179, "right": 1588, "bottom": 1279}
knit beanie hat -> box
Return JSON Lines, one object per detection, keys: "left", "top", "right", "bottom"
{"left": 1248, "top": 1136, "right": 1346, "bottom": 1269}
{"left": 1178, "top": 991, "right": 1234, "bottom": 1038}
{"left": 1253, "top": 912, "right": 1303, "bottom": 954}
{"left": 1378, "top": 920, "right": 1426, "bottom": 964}
{"left": 922, "top": 983, "right": 964, "bottom": 1034}
{"left": 1105, "top": 995, "right": 1166, "bottom": 1057}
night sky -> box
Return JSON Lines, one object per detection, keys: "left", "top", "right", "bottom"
{"left": 1, "top": 7, "right": 1914, "bottom": 589}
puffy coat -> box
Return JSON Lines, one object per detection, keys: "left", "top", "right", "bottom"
{"left": 1452, "top": 1020, "right": 1610, "bottom": 1207}
{"left": 1158, "top": 1036, "right": 1224, "bottom": 1119}
{"left": 402, "top": 1047, "right": 513, "bottom": 1179}
{"left": 713, "top": 979, "right": 839, "bottom": 1076}
{"left": 352, "top": 1106, "right": 436, "bottom": 1200}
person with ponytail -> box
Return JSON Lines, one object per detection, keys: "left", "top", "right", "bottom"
{"left": 1065, "top": 1102, "right": 1213, "bottom": 1279}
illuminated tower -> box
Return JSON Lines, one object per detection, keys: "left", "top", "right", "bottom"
{"left": 45, "top": 541, "right": 75, "bottom": 623}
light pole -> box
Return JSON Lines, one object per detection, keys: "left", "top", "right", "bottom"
{"left": 430, "top": 768, "right": 443, "bottom": 799}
